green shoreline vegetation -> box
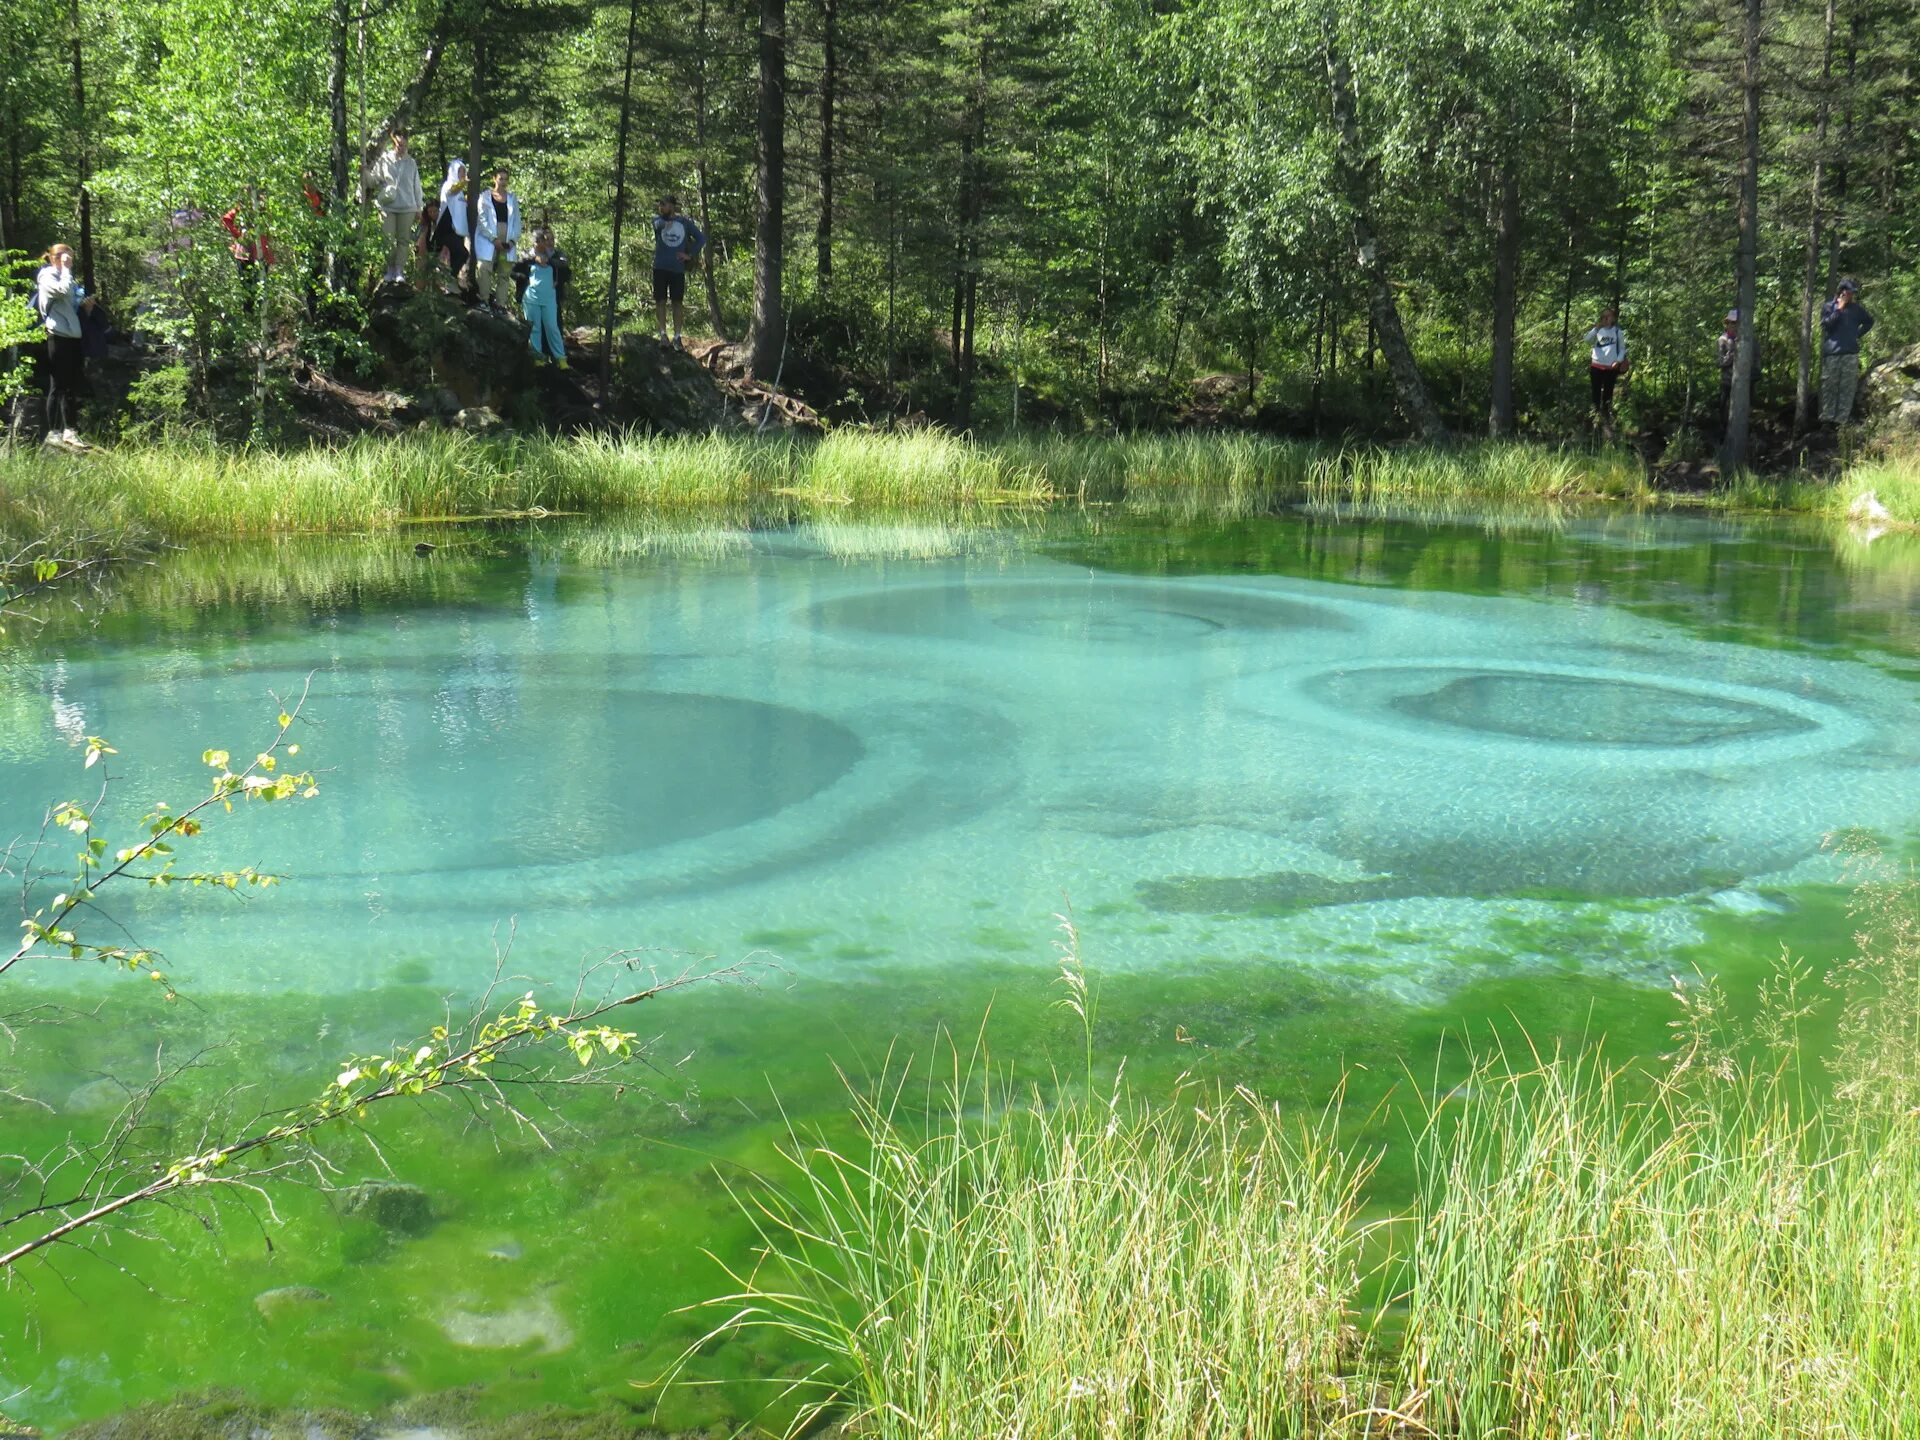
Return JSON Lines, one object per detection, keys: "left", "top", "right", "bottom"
{"left": 3, "top": 432, "right": 1917, "bottom": 565}
{"left": 693, "top": 878, "right": 1920, "bottom": 1440}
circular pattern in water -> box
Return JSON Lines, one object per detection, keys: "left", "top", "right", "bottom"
{"left": 807, "top": 577, "right": 1354, "bottom": 648}
{"left": 1292, "top": 659, "right": 1862, "bottom": 765}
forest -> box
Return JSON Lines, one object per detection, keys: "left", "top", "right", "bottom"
{"left": 1, "top": 0, "right": 1917, "bottom": 469}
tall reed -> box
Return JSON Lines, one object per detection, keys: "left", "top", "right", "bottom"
{"left": 688, "top": 868, "right": 1920, "bottom": 1439}
{"left": 689, "top": 1061, "right": 1370, "bottom": 1440}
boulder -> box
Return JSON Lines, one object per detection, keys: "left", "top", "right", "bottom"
{"left": 452, "top": 406, "right": 500, "bottom": 433}
{"left": 609, "top": 334, "right": 743, "bottom": 433}
{"left": 1863, "top": 342, "right": 1920, "bottom": 442}
{"left": 336, "top": 1180, "right": 433, "bottom": 1235}
{"left": 366, "top": 287, "right": 537, "bottom": 417}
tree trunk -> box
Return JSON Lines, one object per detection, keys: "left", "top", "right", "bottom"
{"left": 952, "top": 118, "right": 984, "bottom": 428}
{"left": 1324, "top": 35, "right": 1444, "bottom": 442}
{"left": 1722, "top": 0, "right": 1763, "bottom": 472}
{"left": 68, "top": 0, "right": 92, "bottom": 292}
{"left": 1162, "top": 287, "right": 1188, "bottom": 394}
{"left": 747, "top": 0, "right": 786, "bottom": 380}
{"left": 601, "top": 0, "right": 642, "bottom": 400}
{"left": 816, "top": 0, "right": 836, "bottom": 293}
{"left": 885, "top": 177, "right": 897, "bottom": 403}
{"left": 2, "top": 101, "right": 22, "bottom": 254}
{"left": 1095, "top": 150, "right": 1111, "bottom": 416}
{"left": 1826, "top": 14, "right": 1857, "bottom": 293}
{"left": 0, "top": 193, "right": 18, "bottom": 447}
{"left": 1488, "top": 157, "right": 1521, "bottom": 437}
{"left": 1556, "top": 97, "right": 1579, "bottom": 371}
{"left": 463, "top": 30, "right": 486, "bottom": 250}
{"left": 693, "top": 0, "right": 727, "bottom": 338}
{"left": 329, "top": 0, "right": 350, "bottom": 205}
{"left": 959, "top": 258, "right": 978, "bottom": 428}
{"left": 1794, "top": 0, "right": 1836, "bottom": 436}
{"left": 1310, "top": 290, "right": 1327, "bottom": 435}
{"left": 362, "top": 0, "right": 456, "bottom": 174}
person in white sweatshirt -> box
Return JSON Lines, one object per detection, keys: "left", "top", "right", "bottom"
{"left": 1582, "top": 306, "right": 1628, "bottom": 424}
{"left": 363, "top": 131, "right": 424, "bottom": 284}
{"left": 34, "top": 243, "right": 96, "bottom": 450}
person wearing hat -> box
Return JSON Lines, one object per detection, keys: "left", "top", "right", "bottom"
{"left": 651, "top": 195, "right": 705, "bottom": 349}
{"left": 1819, "top": 278, "right": 1875, "bottom": 426}
{"left": 433, "top": 159, "right": 471, "bottom": 289}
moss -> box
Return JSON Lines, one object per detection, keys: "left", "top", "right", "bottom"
{"left": 739, "top": 927, "right": 831, "bottom": 951}
{"left": 968, "top": 925, "right": 1034, "bottom": 955}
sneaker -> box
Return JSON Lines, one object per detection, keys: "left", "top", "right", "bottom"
{"left": 554, "top": 358, "right": 569, "bottom": 372}
{"left": 655, "top": 330, "right": 669, "bottom": 345}
{"left": 673, "top": 334, "right": 685, "bottom": 351}
{"left": 530, "top": 354, "right": 547, "bottom": 368}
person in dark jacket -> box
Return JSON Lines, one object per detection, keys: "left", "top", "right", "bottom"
{"left": 1819, "top": 277, "right": 1875, "bottom": 426}
{"left": 513, "top": 228, "right": 571, "bottom": 369}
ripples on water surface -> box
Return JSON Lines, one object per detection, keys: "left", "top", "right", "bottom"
{"left": 2, "top": 506, "right": 1917, "bottom": 1429}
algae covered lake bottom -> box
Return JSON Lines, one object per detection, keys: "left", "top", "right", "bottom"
{"left": 1, "top": 503, "right": 1917, "bottom": 1434}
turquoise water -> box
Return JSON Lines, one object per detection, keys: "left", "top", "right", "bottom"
{"left": 2, "top": 507, "right": 1917, "bottom": 1432}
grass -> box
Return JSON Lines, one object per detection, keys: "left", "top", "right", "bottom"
{"left": 0, "top": 432, "right": 1664, "bottom": 552}
{"left": 691, "top": 870, "right": 1920, "bottom": 1440}
{"left": 691, "top": 1064, "right": 1371, "bottom": 1440}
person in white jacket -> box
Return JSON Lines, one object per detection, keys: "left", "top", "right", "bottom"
{"left": 363, "top": 131, "right": 424, "bottom": 284}
{"left": 472, "top": 168, "right": 522, "bottom": 314}
{"left": 34, "top": 243, "right": 96, "bottom": 450}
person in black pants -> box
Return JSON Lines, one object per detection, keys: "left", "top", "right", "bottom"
{"left": 33, "top": 243, "right": 96, "bottom": 450}
{"left": 1581, "top": 307, "right": 1628, "bottom": 426}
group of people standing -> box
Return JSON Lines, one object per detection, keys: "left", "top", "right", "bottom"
{"left": 362, "top": 130, "right": 707, "bottom": 366}
{"left": 1579, "top": 277, "right": 1874, "bottom": 434}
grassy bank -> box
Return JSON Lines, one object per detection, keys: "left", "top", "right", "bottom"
{"left": 698, "top": 888, "right": 1920, "bottom": 1439}
{"left": 14, "top": 430, "right": 1908, "bottom": 549}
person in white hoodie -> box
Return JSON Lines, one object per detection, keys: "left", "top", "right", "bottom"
{"left": 363, "top": 130, "right": 424, "bottom": 284}
{"left": 472, "top": 168, "right": 522, "bottom": 314}
{"left": 1581, "top": 306, "right": 1629, "bottom": 424}
{"left": 34, "top": 243, "right": 96, "bottom": 450}
{"left": 433, "top": 159, "right": 470, "bottom": 286}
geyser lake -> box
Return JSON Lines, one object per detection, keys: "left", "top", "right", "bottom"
{"left": 3, "top": 505, "right": 1917, "bottom": 1432}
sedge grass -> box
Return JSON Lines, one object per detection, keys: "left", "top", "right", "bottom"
{"left": 692, "top": 873, "right": 1920, "bottom": 1440}
{"left": 1, "top": 432, "right": 1655, "bottom": 549}
{"left": 1397, "top": 1046, "right": 1920, "bottom": 1440}
{"left": 9, "top": 431, "right": 1914, "bottom": 566}
{"left": 688, "top": 1061, "right": 1371, "bottom": 1440}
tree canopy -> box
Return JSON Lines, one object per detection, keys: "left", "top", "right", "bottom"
{"left": 3, "top": 0, "right": 1916, "bottom": 447}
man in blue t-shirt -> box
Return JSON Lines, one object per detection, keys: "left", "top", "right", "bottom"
{"left": 651, "top": 195, "right": 705, "bottom": 350}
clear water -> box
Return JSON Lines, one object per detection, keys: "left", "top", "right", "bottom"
{"left": 2, "top": 506, "right": 1917, "bottom": 1432}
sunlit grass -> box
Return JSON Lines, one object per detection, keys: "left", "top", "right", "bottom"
{"left": 693, "top": 873, "right": 1920, "bottom": 1440}
{"left": 1305, "top": 442, "right": 1652, "bottom": 505}
{"left": 687, "top": 1062, "right": 1370, "bottom": 1440}
{"left": 9, "top": 432, "right": 1916, "bottom": 564}
{"left": 0, "top": 433, "right": 1653, "bottom": 549}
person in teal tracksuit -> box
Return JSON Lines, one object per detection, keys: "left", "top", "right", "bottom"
{"left": 513, "top": 228, "right": 571, "bottom": 369}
